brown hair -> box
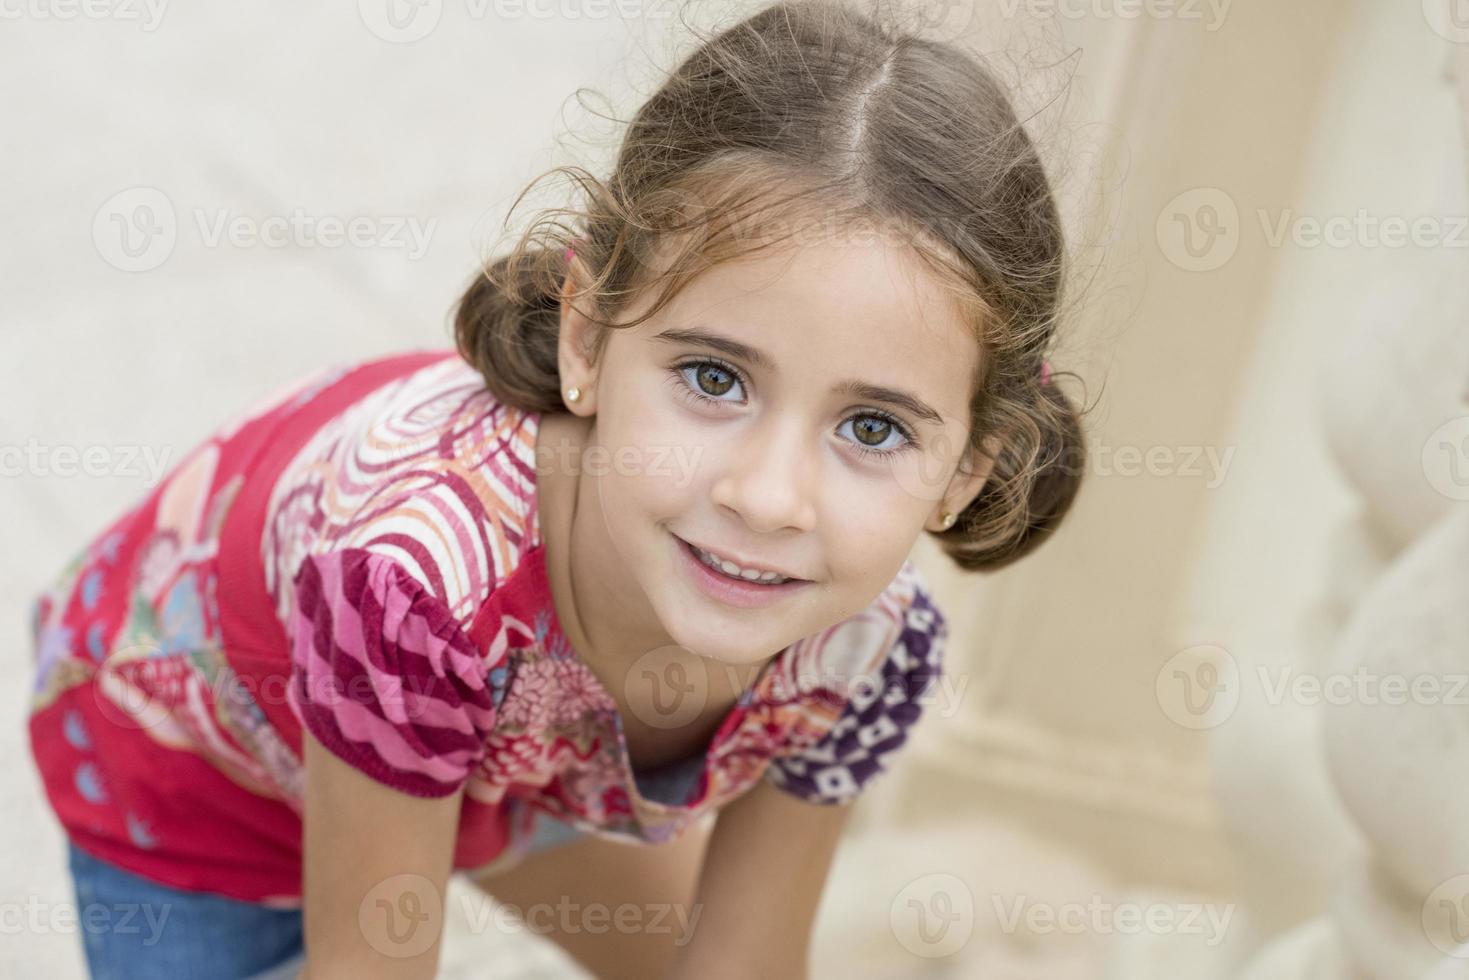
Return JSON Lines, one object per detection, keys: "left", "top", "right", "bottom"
{"left": 454, "top": 0, "right": 1090, "bottom": 573}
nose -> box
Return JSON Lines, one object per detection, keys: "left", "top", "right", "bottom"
{"left": 708, "top": 413, "right": 818, "bottom": 534}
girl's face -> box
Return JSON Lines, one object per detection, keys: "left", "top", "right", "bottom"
{"left": 558, "top": 236, "right": 994, "bottom": 667}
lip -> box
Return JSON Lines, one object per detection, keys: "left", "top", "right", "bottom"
{"left": 673, "top": 533, "right": 813, "bottom": 609}
{"left": 677, "top": 537, "right": 808, "bottom": 582}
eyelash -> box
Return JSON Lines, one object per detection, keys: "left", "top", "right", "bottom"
{"left": 669, "top": 357, "right": 920, "bottom": 458}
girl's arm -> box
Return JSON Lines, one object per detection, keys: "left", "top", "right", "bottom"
{"left": 665, "top": 777, "right": 854, "bottom": 980}
{"left": 294, "top": 729, "right": 464, "bottom": 980}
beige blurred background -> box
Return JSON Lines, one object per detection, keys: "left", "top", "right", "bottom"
{"left": 5, "top": 1, "right": 1469, "bottom": 977}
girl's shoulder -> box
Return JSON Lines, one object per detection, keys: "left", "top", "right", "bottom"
{"left": 260, "top": 351, "right": 544, "bottom": 629}
{"left": 756, "top": 558, "right": 948, "bottom": 805}
{"left": 774, "top": 558, "right": 946, "bottom": 698}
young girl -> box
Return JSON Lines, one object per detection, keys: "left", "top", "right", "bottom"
{"left": 26, "top": 1, "right": 1086, "bottom": 977}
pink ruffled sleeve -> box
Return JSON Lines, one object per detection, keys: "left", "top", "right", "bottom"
{"left": 286, "top": 547, "right": 500, "bottom": 798}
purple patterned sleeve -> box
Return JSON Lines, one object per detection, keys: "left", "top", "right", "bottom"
{"left": 763, "top": 586, "right": 947, "bottom": 805}
{"left": 286, "top": 548, "right": 501, "bottom": 798}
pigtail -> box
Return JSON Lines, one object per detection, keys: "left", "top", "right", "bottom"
{"left": 940, "top": 373, "right": 1088, "bottom": 572}
{"left": 453, "top": 246, "right": 566, "bottom": 414}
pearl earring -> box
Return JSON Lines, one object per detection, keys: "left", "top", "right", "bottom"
{"left": 566, "top": 387, "right": 581, "bottom": 403}
{"left": 939, "top": 510, "right": 956, "bottom": 530}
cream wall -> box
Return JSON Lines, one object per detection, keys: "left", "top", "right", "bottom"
{"left": 895, "top": 0, "right": 1345, "bottom": 895}
{"left": 5, "top": 1, "right": 1456, "bottom": 976}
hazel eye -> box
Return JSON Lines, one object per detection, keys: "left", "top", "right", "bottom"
{"left": 674, "top": 359, "right": 744, "bottom": 403}
{"left": 691, "top": 363, "right": 736, "bottom": 398}
{"left": 838, "top": 414, "right": 911, "bottom": 455}
{"left": 852, "top": 416, "right": 892, "bottom": 447}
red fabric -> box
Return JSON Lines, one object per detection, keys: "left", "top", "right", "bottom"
{"left": 26, "top": 349, "right": 508, "bottom": 906}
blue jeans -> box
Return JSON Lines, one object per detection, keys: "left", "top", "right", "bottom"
{"left": 64, "top": 841, "right": 307, "bottom": 980}
{"left": 62, "top": 811, "right": 591, "bottom": 978}
{"left": 61, "top": 759, "right": 707, "bottom": 976}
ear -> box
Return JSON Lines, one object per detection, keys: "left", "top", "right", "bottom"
{"left": 557, "top": 252, "right": 601, "bottom": 417}
{"left": 926, "top": 434, "right": 1000, "bottom": 532}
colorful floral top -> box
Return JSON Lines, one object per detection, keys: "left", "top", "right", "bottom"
{"left": 26, "top": 348, "right": 949, "bottom": 907}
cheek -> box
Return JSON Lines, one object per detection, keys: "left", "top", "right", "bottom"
{"left": 594, "top": 410, "right": 707, "bottom": 518}
{"left": 831, "top": 451, "right": 939, "bottom": 519}
{"left": 822, "top": 493, "right": 922, "bottom": 573}
{"left": 821, "top": 470, "right": 931, "bottom": 576}
{"left": 877, "top": 446, "right": 957, "bottom": 512}
{"left": 631, "top": 387, "right": 725, "bottom": 482}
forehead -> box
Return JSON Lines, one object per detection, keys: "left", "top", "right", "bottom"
{"left": 626, "top": 238, "right": 979, "bottom": 417}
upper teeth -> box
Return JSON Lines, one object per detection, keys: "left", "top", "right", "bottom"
{"left": 693, "top": 545, "right": 791, "bottom": 584}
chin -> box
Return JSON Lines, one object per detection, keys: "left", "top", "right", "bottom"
{"left": 657, "top": 608, "right": 775, "bottom": 667}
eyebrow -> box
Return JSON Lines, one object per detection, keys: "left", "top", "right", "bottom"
{"left": 652, "top": 325, "right": 948, "bottom": 426}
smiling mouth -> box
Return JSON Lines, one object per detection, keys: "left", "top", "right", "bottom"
{"left": 674, "top": 535, "right": 807, "bottom": 586}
